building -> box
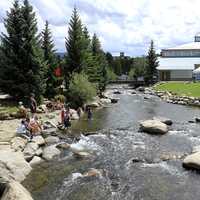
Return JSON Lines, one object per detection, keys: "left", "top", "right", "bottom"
{"left": 157, "top": 34, "right": 200, "bottom": 81}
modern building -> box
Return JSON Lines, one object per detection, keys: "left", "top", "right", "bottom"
{"left": 157, "top": 34, "right": 200, "bottom": 81}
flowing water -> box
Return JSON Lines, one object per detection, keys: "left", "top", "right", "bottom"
{"left": 23, "top": 85, "right": 200, "bottom": 200}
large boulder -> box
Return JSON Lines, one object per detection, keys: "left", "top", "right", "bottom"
{"left": 1, "top": 180, "right": 33, "bottom": 200}
{"left": 10, "top": 137, "right": 28, "bottom": 151}
{"left": 0, "top": 149, "right": 32, "bottom": 182}
{"left": 45, "top": 136, "right": 59, "bottom": 145}
{"left": 42, "top": 145, "right": 61, "bottom": 161}
{"left": 183, "top": 152, "right": 200, "bottom": 170}
{"left": 153, "top": 117, "right": 173, "bottom": 126}
{"left": 29, "top": 156, "right": 43, "bottom": 167}
{"left": 23, "top": 142, "right": 39, "bottom": 160}
{"left": 32, "top": 135, "right": 45, "bottom": 146}
{"left": 140, "top": 120, "right": 168, "bottom": 134}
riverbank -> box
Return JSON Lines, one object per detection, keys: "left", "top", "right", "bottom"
{"left": 150, "top": 82, "right": 200, "bottom": 107}
{"left": 0, "top": 93, "right": 119, "bottom": 199}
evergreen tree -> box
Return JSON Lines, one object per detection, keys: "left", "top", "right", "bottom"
{"left": 145, "top": 40, "right": 159, "bottom": 85}
{"left": 41, "top": 20, "right": 58, "bottom": 98}
{"left": 0, "top": 0, "right": 24, "bottom": 99}
{"left": 0, "top": 0, "right": 45, "bottom": 103}
{"left": 65, "top": 7, "right": 84, "bottom": 78}
{"left": 91, "top": 33, "right": 108, "bottom": 92}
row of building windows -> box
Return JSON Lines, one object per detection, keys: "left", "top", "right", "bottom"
{"left": 162, "top": 50, "right": 200, "bottom": 57}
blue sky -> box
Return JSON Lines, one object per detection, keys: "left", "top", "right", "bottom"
{"left": 1, "top": 0, "right": 200, "bottom": 56}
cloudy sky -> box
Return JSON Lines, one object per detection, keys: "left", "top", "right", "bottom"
{"left": 1, "top": 0, "right": 200, "bottom": 56}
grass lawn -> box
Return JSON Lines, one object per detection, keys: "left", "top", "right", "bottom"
{"left": 154, "top": 82, "right": 200, "bottom": 97}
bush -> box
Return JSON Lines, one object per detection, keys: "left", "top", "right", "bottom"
{"left": 54, "top": 94, "right": 66, "bottom": 103}
{"left": 68, "top": 73, "right": 97, "bottom": 108}
{"left": 106, "top": 68, "right": 117, "bottom": 81}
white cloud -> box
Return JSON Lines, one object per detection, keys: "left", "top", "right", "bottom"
{"left": 1, "top": 0, "right": 200, "bottom": 55}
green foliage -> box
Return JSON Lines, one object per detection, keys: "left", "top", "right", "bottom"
{"left": 107, "top": 68, "right": 117, "bottom": 81}
{"left": 0, "top": 0, "right": 46, "bottom": 103}
{"left": 65, "top": 7, "right": 85, "bottom": 75}
{"left": 54, "top": 94, "right": 66, "bottom": 103}
{"left": 113, "top": 58, "right": 122, "bottom": 76}
{"left": 145, "top": 40, "right": 159, "bottom": 85}
{"left": 41, "top": 20, "right": 61, "bottom": 98}
{"left": 68, "top": 73, "right": 97, "bottom": 108}
{"left": 129, "top": 57, "right": 146, "bottom": 80}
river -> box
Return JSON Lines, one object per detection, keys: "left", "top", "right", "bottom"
{"left": 23, "top": 85, "right": 200, "bottom": 200}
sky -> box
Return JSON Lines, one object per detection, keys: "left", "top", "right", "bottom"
{"left": 1, "top": 0, "right": 200, "bottom": 56}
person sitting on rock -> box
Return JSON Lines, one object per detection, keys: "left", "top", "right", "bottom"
{"left": 28, "top": 115, "right": 42, "bottom": 136}
{"left": 16, "top": 119, "right": 32, "bottom": 139}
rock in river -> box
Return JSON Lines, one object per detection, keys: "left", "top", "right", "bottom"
{"left": 29, "top": 156, "right": 43, "bottom": 167}
{"left": 45, "top": 136, "right": 60, "bottom": 145}
{"left": 153, "top": 116, "right": 173, "bottom": 125}
{"left": 32, "top": 135, "right": 45, "bottom": 146}
{"left": 1, "top": 180, "right": 33, "bottom": 200}
{"left": 42, "top": 145, "right": 61, "bottom": 161}
{"left": 140, "top": 120, "right": 168, "bottom": 134}
{"left": 183, "top": 152, "right": 200, "bottom": 170}
{"left": 23, "top": 142, "right": 39, "bottom": 160}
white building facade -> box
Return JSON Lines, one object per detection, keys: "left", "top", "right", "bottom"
{"left": 157, "top": 34, "right": 200, "bottom": 81}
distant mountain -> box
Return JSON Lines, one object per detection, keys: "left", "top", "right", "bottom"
{"left": 56, "top": 52, "right": 66, "bottom": 58}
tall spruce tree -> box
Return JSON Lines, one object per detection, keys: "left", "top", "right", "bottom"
{"left": 0, "top": 0, "right": 46, "bottom": 103}
{"left": 41, "top": 20, "right": 58, "bottom": 98}
{"left": 145, "top": 40, "right": 159, "bottom": 85}
{"left": 65, "top": 7, "right": 85, "bottom": 87}
{"left": 0, "top": 0, "right": 24, "bottom": 99}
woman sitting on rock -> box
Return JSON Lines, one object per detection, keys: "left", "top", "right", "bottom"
{"left": 28, "top": 115, "right": 42, "bottom": 136}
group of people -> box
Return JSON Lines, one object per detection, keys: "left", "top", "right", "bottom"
{"left": 16, "top": 93, "right": 93, "bottom": 139}
{"left": 17, "top": 94, "right": 41, "bottom": 139}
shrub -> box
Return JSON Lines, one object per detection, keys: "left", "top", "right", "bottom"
{"left": 68, "top": 73, "right": 97, "bottom": 108}
{"left": 107, "top": 68, "right": 117, "bottom": 81}
{"left": 54, "top": 94, "right": 66, "bottom": 103}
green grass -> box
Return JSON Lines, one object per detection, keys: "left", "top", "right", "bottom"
{"left": 154, "top": 82, "right": 200, "bottom": 97}
{"left": 0, "top": 106, "right": 18, "bottom": 113}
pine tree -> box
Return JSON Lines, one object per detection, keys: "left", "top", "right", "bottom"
{"left": 41, "top": 20, "right": 58, "bottom": 98}
{"left": 0, "top": 0, "right": 24, "bottom": 99}
{"left": 91, "top": 33, "right": 108, "bottom": 92}
{"left": 145, "top": 40, "right": 159, "bottom": 85}
{"left": 65, "top": 7, "right": 84, "bottom": 76}
{"left": 20, "top": 0, "right": 46, "bottom": 102}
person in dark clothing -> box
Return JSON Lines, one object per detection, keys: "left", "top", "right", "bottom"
{"left": 30, "top": 94, "right": 37, "bottom": 116}
{"left": 64, "top": 107, "right": 71, "bottom": 129}
{"left": 87, "top": 107, "right": 92, "bottom": 120}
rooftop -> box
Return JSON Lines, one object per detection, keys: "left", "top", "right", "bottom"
{"left": 164, "top": 42, "right": 200, "bottom": 50}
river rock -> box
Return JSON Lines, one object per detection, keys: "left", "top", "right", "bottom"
{"left": 153, "top": 116, "right": 173, "bottom": 125}
{"left": 73, "top": 151, "right": 91, "bottom": 158}
{"left": 23, "top": 142, "right": 39, "bottom": 160}
{"left": 32, "top": 135, "right": 45, "bottom": 146}
{"left": 137, "top": 87, "right": 145, "bottom": 92}
{"left": 10, "top": 137, "right": 28, "bottom": 151}
{"left": 29, "top": 156, "right": 43, "bottom": 167}
{"left": 87, "top": 102, "right": 100, "bottom": 108}
{"left": 111, "top": 98, "right": 119, "bottom": 103}
{"left": 42, "top": 128, "right": 57, "bottom": 136}
{"left": 1, "top": 180, "right": 33, "bottom": 200}
{"left": 183, "top": 152, "right": 200, "bottom": 170}
{"left": 35, "top": 148, "right": 43, "bottom": 156}
{"left": 140, "top": 120, "right": 168, "bottom": 134}
{"left": 113, "top": 90, "right": 121, "bottom": 94}
{"left": 192, "top": 146, "right": 200, "bottom": 153}
{"left": 45, "top": 136, "right": 59, "bottom": 145}
{"left": 42, "top": 145, "right": 61, "bottom": 161}
{"left": 100, "top": 98, "right": 111, "bottom": 104}
{"left": 83, "top": 168, "right": 102, "bottom": 177}
{"left": 0, "top": 149, "right": 32, "bottom": 182}
{"left": 56, "top": 142, "right": 70, "bottom": 149}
